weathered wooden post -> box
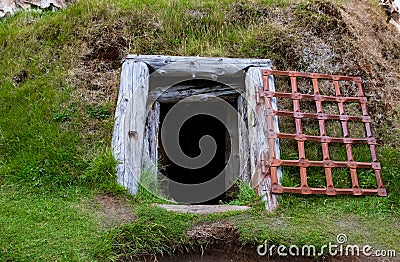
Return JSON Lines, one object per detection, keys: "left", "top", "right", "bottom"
{"left": 112, "top": 61, "right": 149, "bottom": 194}
{"left": 237, "top": 95, "right": 251, "bottom": 183}
{"left": 246, "top": 67, "right": 280, "bottom": 211}
{"left": 142, "top": 101, "right": 160, "bottom": 173}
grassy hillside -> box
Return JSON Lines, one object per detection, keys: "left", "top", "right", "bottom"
{"left": 0, "top": 0, "right": 399, "bottom": 260}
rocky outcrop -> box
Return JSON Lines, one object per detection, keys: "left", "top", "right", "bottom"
{"left": 0, "top": 0, "right": 66, "bottom": 18}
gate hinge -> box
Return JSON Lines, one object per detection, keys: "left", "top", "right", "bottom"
{"left": 255, "top": 85, "right": 263, "bottom": 104}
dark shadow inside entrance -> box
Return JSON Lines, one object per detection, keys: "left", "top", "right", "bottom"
{"left": 159, "top": 104, "right": 229, "bottom": 204}
{"left": 169, "top": 113, "right": 226, "bottom": 184}
{"left": 158, "top": 91, "right": 239, "bottom": 204}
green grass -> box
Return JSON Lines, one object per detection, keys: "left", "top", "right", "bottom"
{"left": 97, "top": 204, "right": 197, "bottom": 260}
{"left": 233, "top": 195, "right": 400, "bottom": 250}
{"left": 227, "top": 181, "right": 263, "bottom": 207}
{"left": 0, "top": 0, "right": 399, "bottom": 260}
{"left": 0, "top": 184, "right": 102, "bottom": 260}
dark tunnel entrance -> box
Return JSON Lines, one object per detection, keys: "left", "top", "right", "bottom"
{"left": 166, "top": 113, "right": 226, "bottom": 185}
{"left": 158, "top": 90, "right": 239, "bottom": 204}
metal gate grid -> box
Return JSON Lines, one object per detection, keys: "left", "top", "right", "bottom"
{"left": 261, "top": 70, "right": 387, "bottom": 196}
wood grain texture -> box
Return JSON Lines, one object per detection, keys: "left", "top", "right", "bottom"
{"left": 126, "top": 55, "right": 272, "bottom": 71}
{"left": 246, "top": 67, "right": 278, "bottom": 212}
{"left": 156, "top": 204, "right": 250, "bottom": 214}
{"left": 237, "top": 95, "right": 251, "bottom": 183}
{"left": 112, "top": 61, "right": 149, "bottom": 194}
{"left": 149, "top": 83, "right": 239, "bottom": 104}
{"left": 142, "top": 101, "right": 160, "bottom": 174}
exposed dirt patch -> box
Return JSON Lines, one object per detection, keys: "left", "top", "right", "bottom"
{"left": 85, "top": 23, "right": 128, "bottom": 62}
{"left": 67, "top": 56, "right": 120, "bottom": 137}
{"left": 187, "top": 221, "right": 239, "bottom": 248}
{"left": 94, "top": 194, "right": 136, "bottom": 228}
{"left": 70, "top": 59, "right": 120, "bottom": 106}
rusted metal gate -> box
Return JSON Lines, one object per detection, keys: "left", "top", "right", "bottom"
{"left": 260, "top": 70, "right": 387, "bottom": 196}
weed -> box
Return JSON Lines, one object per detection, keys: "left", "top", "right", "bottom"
{"left": 81, "top": 147, "right": 125, "bottom": 194}
{"left": 228, "top": 181, "right": 262, "bottom": 207}
{"left": 86, "top": 104, "right": 111, "bottom": 120}
{"left": 52, "top": 110, "right": 70, "bottom": 122}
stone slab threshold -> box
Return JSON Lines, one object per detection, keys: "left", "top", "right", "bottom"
{"left": 155, "top": 204, "right": 250, "bottom": 215}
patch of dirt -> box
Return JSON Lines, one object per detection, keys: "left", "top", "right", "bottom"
{"left": 66, "top": 23, "right": 127, "bottom": 131}
{"left": 12, "top": 69, "right": 29, "bottom": 85}
{"left": 64, "top": 23, "right": 125, "bottom": 138}
{"left": 65, "top": 58, "right": 119, "bottom": 138}
{"left": 85, "top": 23, "right": 128, "bottom": 62}
{"left": 70, "top": 59, "right": 120, "bottom": 106}
{"left": 94, "top": 194, "right": 136, "bottom": 228}
{"left": 187, "top": 221, "right": 239, "bottom": 247}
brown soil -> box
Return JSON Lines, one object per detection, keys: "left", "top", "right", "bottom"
{"left": 71, "top": 59, "right": 120, "bottom": 106}
{"left": 94, "top": 194, "right": 136, "bottom": 228}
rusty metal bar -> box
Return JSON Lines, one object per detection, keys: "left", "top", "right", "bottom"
{"left": 262, "top": 69, "right": 387, "bottom": 197}
{"left": 263, "top": 75, "right": 281, "bottom": 190}
{"left": 265, "top": 91, "right": 365, "bottom": 103}
{"left": 263, "top": 69, "right": 362, "bottom": 82}
{"left": 268, "top": 159, "right": 375, "bottom": 168}
{"left": 270, "top": 186, "right": 381, "bottom": 195}
{"left": 276, "top": 133, "right": 375, "bottom": 144}
{"left": 273, "top": 110, "right": 368, "bottom": 122}
{"left": 311, "top": 76, "right": 336, "bottom": 195}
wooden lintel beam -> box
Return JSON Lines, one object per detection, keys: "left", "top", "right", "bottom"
{"left": 125, "top": 55, "right": 272, "bottom": 71}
